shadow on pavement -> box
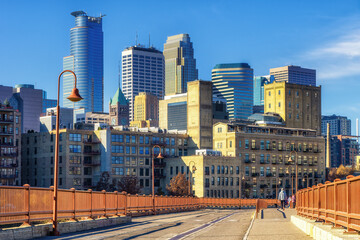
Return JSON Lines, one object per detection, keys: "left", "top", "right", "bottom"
{"left": 276, "top": 208, "right": 287, "bottom": 219}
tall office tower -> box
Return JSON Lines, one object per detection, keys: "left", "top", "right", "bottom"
{"left": 109, "top": 88, "right": 129, "bottom": 126}
{"left": 212, "top": 63, "right": 254, "bottom": 120}
{"left": 13, "top": 84, "right": 43, "bottom": 133}
{"left": 264, "top": 81, "right": 321, "bottom": 135}
{"left": 321, "top": 115, "right": 351, "bottom": 136}
{"left": 132, "top": 92, "right": 159, "bottom": 127}
{"left": 159, "top": 93, "right": 188, "bottom": 131}
{"left": 63, "top": 11, "right": 104, "bottom": 112}
{"left": 187, "top": 81, "right": 213, "bottom": 154}
{"left": 270, "top": 65, "right": 316, "bottom": 86}
{"left": 253, "top": 75, "right": 274, "bottom": 106}
{"left": 163, "top": 34, "right": 198, "bottom": 96}
{"left": 121, "top": 45, "right": 164, "bottom": 121}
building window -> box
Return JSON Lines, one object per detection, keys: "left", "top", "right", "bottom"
{"left": 69, "top": 134, "right": 81, "bottom": 142}
{"left": 69, "top": 145, "right": 81, "bottom": 153}
{"left": 245, "top": 139, "right": 249, "bottom": 149}
{"left": 278, "top": 102, "right": 281, "bottom": 107}
{"left": 269, "top": 103, "right": 271, "bottom": 108}
{"left": 217, "top": 127, "right": 222, "bottom": 133}
{"left": 69, "top": 167, "right": 81, "bottom": 175}
{"left": 268, "top": 91, "right": 271, "bottom": 96}
{"left": 112, "top": 135, "right": 124, "bottom": 142}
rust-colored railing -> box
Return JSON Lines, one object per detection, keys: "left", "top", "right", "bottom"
{"left": 0, "top": 185, "right": 278, "bottom": 226}
{"left": 296, "top": 175, "right": 360, "bottom": 233}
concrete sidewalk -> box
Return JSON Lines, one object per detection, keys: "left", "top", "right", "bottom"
{"left": 246, "top": 208, "right": 311, "bottom": 240}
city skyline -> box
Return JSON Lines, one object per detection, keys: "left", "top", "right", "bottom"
{"left": 1, "top": 0, "right": 360, "bottom": 133}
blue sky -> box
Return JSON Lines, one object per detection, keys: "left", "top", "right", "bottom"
{"left": 1, "top": 0, "right": 360, "bottom": 133}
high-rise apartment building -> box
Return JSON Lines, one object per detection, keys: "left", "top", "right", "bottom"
{"left": 131, "top": 92, "right": 159, "bottom": 128}
{"left": 212, "top": 63, "right": 254, "bottom": 120}
{"left": 264, "top": 81, "right": 321, "bottom": 135}
{"left": 163, "top": 34, "right": 198, "bottom": 96}
{"left": 63, "top": 11, "right": 104, "bottom": 112}
{"left": 159, "top": 94, "right": 188, "bottom": 131}
{"left": 326, "top": 135, "right": 359, "bottom": 168}
{"left": 321, "top": 115, "right": 351, "bottom": 136}
{"left": 0, "top": 104, "right": 21, "bottom": 186}
{"left": 270, "top": 65, "right": 316, "bottom": 86}
{"left": 121, "top": 45, "right": 164, "bottom": 121}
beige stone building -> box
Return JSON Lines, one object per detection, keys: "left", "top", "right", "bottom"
{"left": 264, "top": 81, "right": 321, "bottom": 135}
{"left": 0, "top": 105, "right": 21, "bottom": 186}
{"left": 131, "top": 92, "right": 159, "bottom": 127}
{"left": 165, "top": 155, "right": 240, "bottom": 198}
{"left": 187, "top": 81, "right": 213, "bottom": 154}
{"left": 212, "top": 122, "right": 325, "bottom": 198}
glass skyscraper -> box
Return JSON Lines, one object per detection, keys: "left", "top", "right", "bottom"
{"left": 212, "top": 63, "right": 253, "bottom": 120}
{"left": 163, "top": 34, "right": 198, "bottom": 96}
{"left": 63, "top": 11, "right": 104, "bottom": 112}
{"left": 253, "top": 75, "right": 274, "bottom": 106}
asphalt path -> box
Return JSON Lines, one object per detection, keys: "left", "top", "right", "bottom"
{"left": 40, "top": 209, "right": 253, "bottom": 240}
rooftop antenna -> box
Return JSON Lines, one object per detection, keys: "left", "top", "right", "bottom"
{"left": 149, "top": 33, "right": 150, "bottom": 48}
{"left": 136, "top": 32, "right": 138, "bottom": 46}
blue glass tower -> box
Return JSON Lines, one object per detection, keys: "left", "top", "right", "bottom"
{"left": 212, "top": 63, "right": 253, "bottom": 120}
{"left": 253, "top": 75, "right": 274, "bottom": 106}
{"left": 63, "top": 11, "right": 104, "bottom": 112}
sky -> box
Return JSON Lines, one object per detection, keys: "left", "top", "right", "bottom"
{"left": 1, "top": 0, "right": 360, "bottom": 133}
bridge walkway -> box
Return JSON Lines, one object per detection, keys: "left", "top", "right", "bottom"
{"left": 246, "top": 208, "right": 311, "bottom": 240}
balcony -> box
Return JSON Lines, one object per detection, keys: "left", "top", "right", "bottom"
{"left": 83, "top": 139, "right": 100, "bottom": 144}
{"left": 154, "top": 172, "right": 166, "bottom": 178}
{"left": 0, "top": 163, "right": 18, "bottom": 168}
{"left": 83, "top": 150, "right": 100, "bottom": 155}
{"left": 154, "top": 162, "right": 166, "bottom": 168}
{"left": 83, "top": 160, "right": 100, "bottom": 166}
{"left": 0, "top": 152, "right": 17, "bottom": 157}
{"left": 0, "top": 174, "right": 17, "bottom": 179}
{"left": 0, "top": 131, "right": 14, "bottom": 135}
{"left": 0, "top": 142, "right": 14, "bottom": 147}
{"left": 0, "top": 118, "right": 14, "bottom": 123}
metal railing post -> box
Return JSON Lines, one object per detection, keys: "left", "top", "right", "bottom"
{"left": 102, "top": 190, "right": 107, "bottom": 218}
{"left": 70, "top": 188, "right": 76, "bottom": 221}
{"left": 22, "top": 184, "right": 31, "bottom": 226}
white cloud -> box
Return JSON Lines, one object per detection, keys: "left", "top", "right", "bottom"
{"left": 301, "top": 27, "right": 360, "bottom": 80}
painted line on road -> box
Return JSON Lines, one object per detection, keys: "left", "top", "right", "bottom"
{"left": 243, "top": 210, "right": 256, "bottom": 240}
{"left": 168, "top": 212, "right": 238, "bottom": 240}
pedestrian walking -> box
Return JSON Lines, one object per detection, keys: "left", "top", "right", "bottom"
{"left": 278, "top": 188, "right": 287, "bottom": 210}
{"left": 292, "top": 194, "right": 296, "bottom": 208}
{"left": 287, "top": 196, "right": 292, "bottom": 208}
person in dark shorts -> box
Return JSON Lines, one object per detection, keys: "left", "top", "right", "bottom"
{"left": 278, "top": 188, "right": 287, "bottom": 210}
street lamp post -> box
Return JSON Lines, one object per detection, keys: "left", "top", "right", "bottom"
{"left": 288, "top": 150, "right": 298, "bottom": 193}
{"left": 275, "top": 178, "right": 282, "bottom": 199}
{"left": 188, "top": 161, "right": 196, "bottom": 196}
{"left": 152, "top": 145, "right": 163, "bottom": 214}
{"left": 52, "top": 70, "right": 82, "bottom": 236}
{"left": 286, "top": 167, "right": 294, "bottom": 196}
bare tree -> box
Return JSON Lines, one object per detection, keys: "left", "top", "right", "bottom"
{"left": 166, "top": 173, "right": 189, "bottom": 196}
{"left": 95, "top": 172, "right": 115, "bottom": 191}
{"left": 117, "top": 176, "right": 141, "bottom": 194}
